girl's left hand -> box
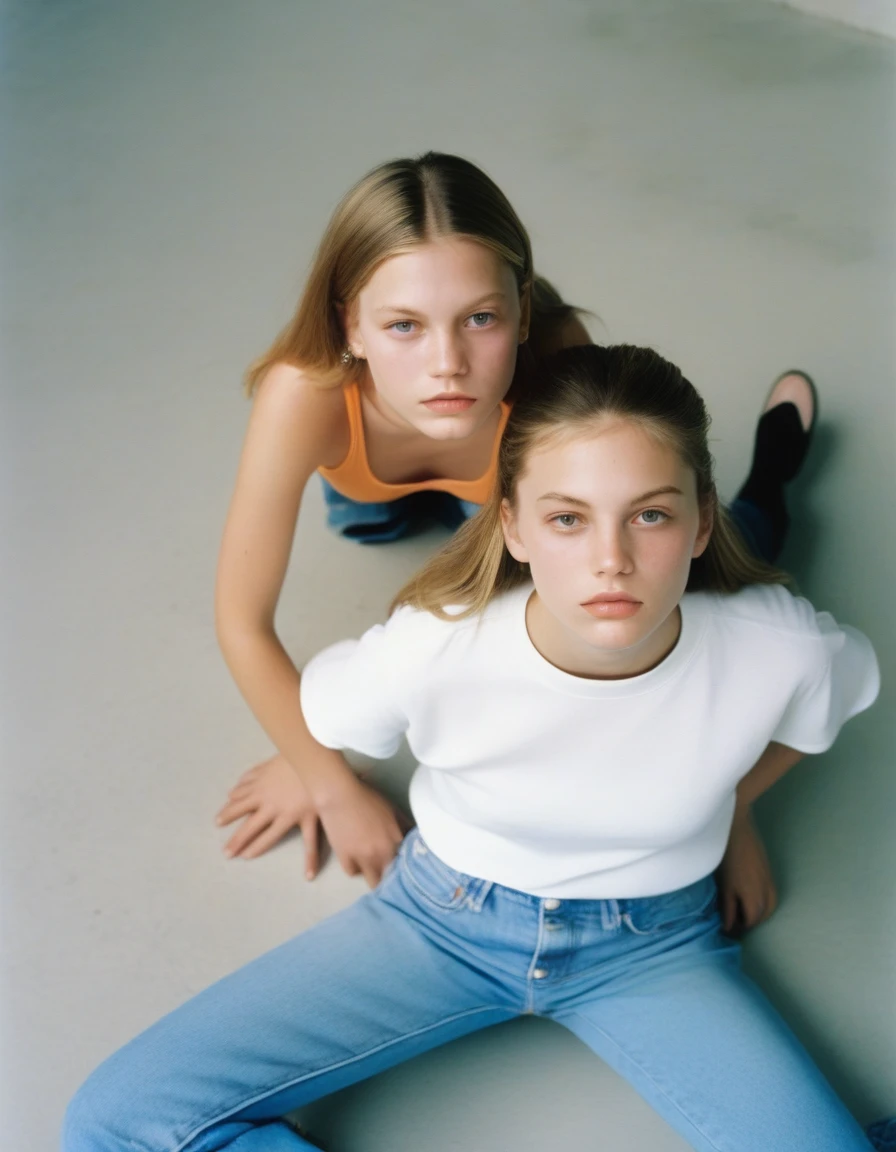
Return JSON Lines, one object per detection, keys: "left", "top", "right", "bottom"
{"left": 715, "top": 811, "right": 778, "bottom": 936}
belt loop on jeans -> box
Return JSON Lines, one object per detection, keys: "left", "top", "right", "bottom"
{"left": 601, "top": 898, "right": 621, "bottom": 931}
{"left": 464, "top": 878, "right": 494, "bottom": 912}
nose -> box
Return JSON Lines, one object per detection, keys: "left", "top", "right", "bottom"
{"left": 428, "top": 326, "right": 468, "bottom": 378}
{"left": 590, "top": 521, "right": 633, "bottom": 576}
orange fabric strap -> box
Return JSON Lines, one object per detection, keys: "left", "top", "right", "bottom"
{"left": 318, "top": 381, "right": 510, "bottom": 505}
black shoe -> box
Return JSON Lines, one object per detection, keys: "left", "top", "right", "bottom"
{"left": 734, "top": 370, "right": 818, "bottom": 559}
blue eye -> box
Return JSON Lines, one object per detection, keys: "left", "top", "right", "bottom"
{"left": 468, "top": 312, "right": 495, "bottom": 328}
{"left": 551, "top": 513, "right": 580, "bottom": 529}
{"left": 390, "top": 321, "right": 415, "bottom": 334}
{"left": 637, "top": 509, "right": 668, "bottom": 525}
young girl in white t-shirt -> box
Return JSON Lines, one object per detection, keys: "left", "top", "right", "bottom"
{"left": 64, "top": 344, "right": 879, "bottom": 1152}
{"left": 212, "top": 151, "right": 815, "bottom": 938}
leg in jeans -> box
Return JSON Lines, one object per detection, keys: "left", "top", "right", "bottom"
{"left": 319, "top": 478, "right": 418, "bottom": 543}
{"left": 62, "top": 847, "right": 517, "bottom": 1152}
{"left": 545, "top": 886, "right": 870, "bottom": 1152}
{"left": 725, "top": 499, "right": 778, "bottom": 565}
{"left": 320, "top": 479, "right": 482, "bottom": 543}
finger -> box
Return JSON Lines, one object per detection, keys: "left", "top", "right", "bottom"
{"left": 301, "top": 816, "right": 320, "bottom": 880}
{"left": 216, "top": 795, "right": 260, "bottom": 827}
{"left": 227, "top": 779, "right": 256, "bottom": 801}
{"left": 225, "top": 813, "right": 273, "bottom": 858}
{"left": 240, "top": 818, "right": 293, "bottom": 860}
{"left": 361, "top": 863, "right": 381, "bottom": 889}
{"left": 230, "top": 767, "right": 259, "bottom": 790}
{"left": 744, "top": 896, "right": 766, "bottom": 930}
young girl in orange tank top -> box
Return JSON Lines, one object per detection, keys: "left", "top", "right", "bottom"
{"left": 213, "top": 152, "right": 817, "bottom": 938}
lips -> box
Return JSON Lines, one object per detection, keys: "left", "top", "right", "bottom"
{"left": 582, "top": 593, "right": 639, "bottom": 604}
{"left": 581, "top": 593, "right": 642, "bottom": 620}
{"left": 422, "top": 393, "right": 476, "bottom": 413}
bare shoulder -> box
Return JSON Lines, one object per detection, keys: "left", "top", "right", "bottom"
{"left": 248, "top": 362, "right": 349, "bottom": 471}
{"left": 220, "top": 364, "right": 349, "bottom": 596}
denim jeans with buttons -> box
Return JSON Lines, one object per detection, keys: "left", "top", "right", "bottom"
{"left": 64, "top": 829, "right": 871, "bottom": 1152}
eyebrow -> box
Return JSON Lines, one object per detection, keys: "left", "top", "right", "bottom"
{"left": 374, "top": 293, "right": 507, "bottom": 316}
{"left": 537, "top": 486, "right": 685, "bottom": 507}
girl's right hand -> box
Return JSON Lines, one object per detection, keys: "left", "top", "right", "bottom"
{"left": 217, "top": 752, "right": 325, "bottom": 873}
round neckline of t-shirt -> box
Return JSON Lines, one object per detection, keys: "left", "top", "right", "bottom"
{"left": 507, "top": 583, "right": 708, "bottom": 698}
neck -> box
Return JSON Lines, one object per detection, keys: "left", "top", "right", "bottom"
{"left": 525, "top": 593, "right": 682, "bottom": 680}
{"left": 357, "top": 369, "right": 419, "bottom": 438}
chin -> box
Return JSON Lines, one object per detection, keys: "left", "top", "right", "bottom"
{"left": 417, "top": 413, "right": 483, "bottom": 439}
{"left": 578, "top": 619, "right": 650, "bottom": 651}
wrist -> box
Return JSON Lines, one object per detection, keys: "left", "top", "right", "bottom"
{"left": 311, "top": 758, "right": 362, "bottom": 811}
{"left": 731, "top": 800, "right": 753, "bottom": 829}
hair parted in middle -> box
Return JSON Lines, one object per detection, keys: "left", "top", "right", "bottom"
{"left": 393, "top": 344, "right": 789, "bottom": 619}
{"left": 245, "top": 151, "right": 581, "bottom": 394}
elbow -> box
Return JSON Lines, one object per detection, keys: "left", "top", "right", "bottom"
{"left": 214, "top": 598, "right": 273, "bottom": 666}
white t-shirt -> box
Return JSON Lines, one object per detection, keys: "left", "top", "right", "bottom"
{"left": 301, "top": 583, "right": 879, "bottom": 899}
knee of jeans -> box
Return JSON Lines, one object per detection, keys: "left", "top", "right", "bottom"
{"left": 62, "top": 1082, "right": 105, "bottom": 1151}
{"left": 63, "top": 1068, "right": 141, "bottom": 1152}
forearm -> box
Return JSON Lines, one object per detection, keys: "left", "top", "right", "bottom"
{"left": 733, "top": 741, "right": 805, "bottom": 820}
{"left": 217, "top": 624, "right": 357, "bottom": 807}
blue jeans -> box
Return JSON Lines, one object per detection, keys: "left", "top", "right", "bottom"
{"left": 727, "top": 498, "right": 778, "bottom": 564}
{"left": 321, "top": 478, "right": 482, "bottom": 543}
{"left": 64, "top": 830, "right": 870, "bottom": 1152}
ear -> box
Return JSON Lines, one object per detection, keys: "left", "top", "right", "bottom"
{"left": 500, "top": 498, "right": 529, "bottom": 563}
{"left": 340, "top": 300, "right": 365, "bottom": 359}
{"left": 518, "top": 283, "right": 531, "bottom": 344}
{"left": 692, "top": 497, "right": 714, "bottom": 559}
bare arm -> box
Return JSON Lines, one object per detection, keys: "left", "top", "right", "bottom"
{"left": 215, "top": 365, "right": 407, "bottom": 882}
{"left": 215, "top": 364, "right": 355, "bottom": 803}
{"left": 716, "top": 742, "right": 805, "bottom": 934}
{"left": 733, "top": 741, "right": 805, "bottom": 817}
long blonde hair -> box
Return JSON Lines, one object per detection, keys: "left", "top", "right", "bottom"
{"left": 245, "top": 152, "right": 580, "bottom": 393}
{"left": 393, "top": 345, "right": 789, "bottom": 618}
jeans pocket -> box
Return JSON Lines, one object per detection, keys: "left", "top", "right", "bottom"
{"left": 400, "top": 832, "right": 481, "bottom": 913}
{"left": 621, "top": 876, "right": 718, "bottom": 936}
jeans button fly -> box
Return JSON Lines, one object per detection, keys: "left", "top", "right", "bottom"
{"left": 544, "top": 899, "right": 561, "bottom": 911}
{"left": 532, "top": 968, "right": 549, "bottom": 980}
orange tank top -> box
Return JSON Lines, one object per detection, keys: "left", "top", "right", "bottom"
{"left": 318, "top": 381, "right": 511, "bottom": 504}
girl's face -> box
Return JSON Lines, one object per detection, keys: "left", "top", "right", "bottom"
{"left": 501, "top": 418, "right": 713, "bottom": 680}
{"left": 345, "top": 238, "right": 524, "bottom": 440}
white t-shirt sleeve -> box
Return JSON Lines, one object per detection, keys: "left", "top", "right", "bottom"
{"left": 772, "top": 613, "right": 880, "bottom": 753}
{"left": 300, "top": 617, "right": 411, "bottom": 759}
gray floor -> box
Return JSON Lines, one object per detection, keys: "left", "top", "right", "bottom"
{"left": 2, "top": 1, "right": 894, "bottom": 1149}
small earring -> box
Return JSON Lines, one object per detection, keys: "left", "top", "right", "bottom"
{"left": 341, "top": 348, "right": 354, "bottom": 365}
